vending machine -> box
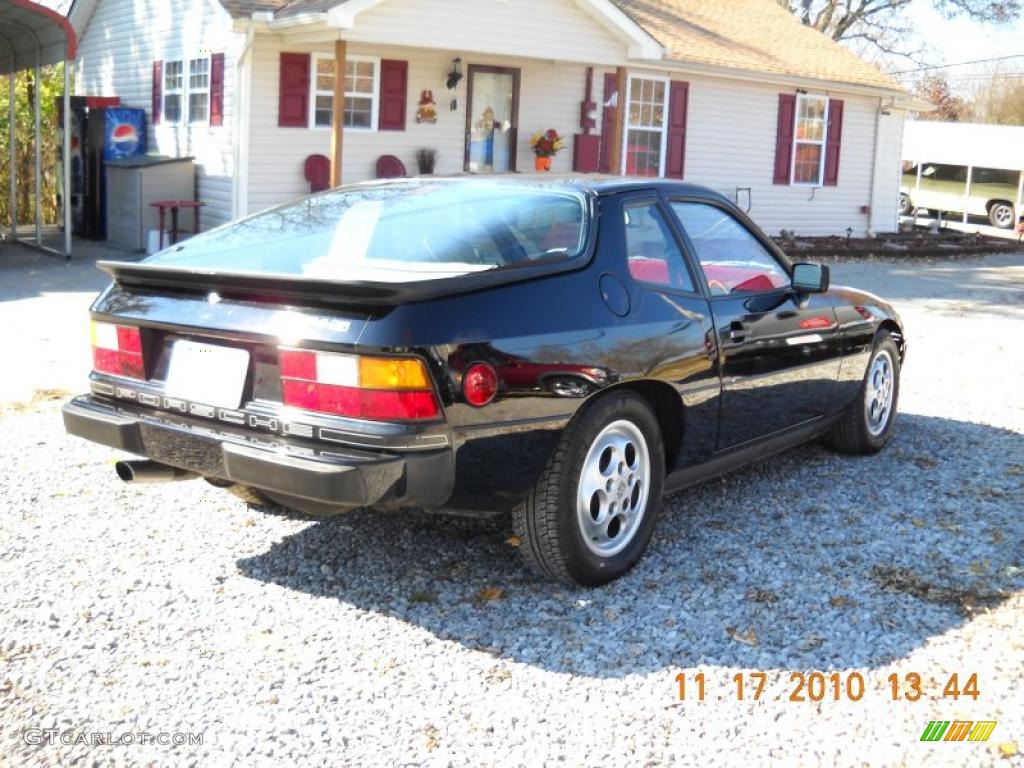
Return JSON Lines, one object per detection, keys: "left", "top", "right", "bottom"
{"left": 56, "top": 98, "right": 147, "bottom": 239}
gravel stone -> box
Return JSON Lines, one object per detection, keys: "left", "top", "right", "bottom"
{"left": 0, "top": 252, "right": 1022, "bottom": 766}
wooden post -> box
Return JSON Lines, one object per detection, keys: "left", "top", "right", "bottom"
{"left": 609, "top": 66, "right": 627, "bottom": 176}
{"left": 330, "top": 39, "right": 347, "bottom": 187}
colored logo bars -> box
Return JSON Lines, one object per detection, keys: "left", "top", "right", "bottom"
{"left": 920, "top": 721, "right": 997, "bottom": 742}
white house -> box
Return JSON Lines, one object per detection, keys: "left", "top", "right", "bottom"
{"left": 57, "top": 0, "right": 915, "bottom": 236}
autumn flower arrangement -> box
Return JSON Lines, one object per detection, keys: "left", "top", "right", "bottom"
{"left": 530, "top": 128, "right": 565, "bottom": 170}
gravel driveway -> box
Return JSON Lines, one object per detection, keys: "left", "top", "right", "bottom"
{"left": 1, "top": 252, "right": 1022, "bottom": 767}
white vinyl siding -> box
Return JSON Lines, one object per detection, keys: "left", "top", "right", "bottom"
{"left": 74, "top": 0, "right": 244, "bottom": 230}
{"left": 677, "top": 72, "right": 899, "bottom": 236}
{"left": 245, "top": 37, "right": 610, "bottom": 215}
{"left": 340, "top": 0, "right": 627, "bottom": 66}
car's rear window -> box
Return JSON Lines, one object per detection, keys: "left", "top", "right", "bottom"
{"left": 145, "top": 181, "right": 589, "bottom": 283}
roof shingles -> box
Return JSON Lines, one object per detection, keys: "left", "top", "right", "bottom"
{"left": 612, "top": 0, "right": 900, "bottom": 90}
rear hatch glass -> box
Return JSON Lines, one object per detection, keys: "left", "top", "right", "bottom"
{"left": 145, "top": 180, "right": 589, "bottom": 283}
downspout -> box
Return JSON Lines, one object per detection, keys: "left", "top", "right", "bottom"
{"left": 231, "top": 27, "right": 255, "bottom": 219}
{"left": 866, "top": 97, "right": 882, "bottom": 236}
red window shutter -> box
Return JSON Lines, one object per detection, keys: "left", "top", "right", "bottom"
{"left": 599, "top": 73, "right": 618, "bottom": 174}
{"left": 823, "top": 98, "right": 843, "bottom": 186}
{"left": 278, "top": 52, "right": 310, "bottom": 128}
{"left": 665, "top": 81, "right": 689, "bottom": 179}
{"left": 210, "top": 52, "right": 225, "bottom": 127}
{"left": 152, "top": 60, "right": 162, "bottom": 125}
{"left": 378, "top": 59, "right": 408, "bottom": 131}
{"left": 773, "top": 93, "right": 797, "bottom": 185}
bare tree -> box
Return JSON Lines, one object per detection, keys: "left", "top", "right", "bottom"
{"left": 969, "top": 72, "right": 1024, "bottom": 125}
{"left": 912, "top": 73, "right": 970, "bottom": 120}
{"left": 778, "top": 0, "right": 1021, "bottom": 60}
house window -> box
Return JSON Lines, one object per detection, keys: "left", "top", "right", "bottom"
{"left": 622, "top": 76, "right": 668, "bottom": 178}
{"left": 164, "top": 61, "right": 184, "bottom": 124}
{"left": 792, "top": 94, "right": 828, "bottom": 185}
{"left": 188, "top": 57, "right": 210, "bottom": 123}
{"left": 310, "top": 53, "right": 379, "bottom": 130}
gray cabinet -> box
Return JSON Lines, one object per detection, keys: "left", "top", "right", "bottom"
{"left": 106, "top": 156, "right": 195, "bottom": 252}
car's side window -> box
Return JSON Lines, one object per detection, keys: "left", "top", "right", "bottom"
{"left": 623, "top": 202, "right": 694, "bottom": 292}
{"left": 670, "top": 202, "right": 789, "bottom": 296}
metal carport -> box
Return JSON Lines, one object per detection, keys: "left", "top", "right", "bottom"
{"left": 0, "top": 0, "right": 76, "bottom": 258}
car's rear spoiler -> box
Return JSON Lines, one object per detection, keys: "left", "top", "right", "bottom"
{"left": 96, "top": 257, "right": 587, "bottom": 308}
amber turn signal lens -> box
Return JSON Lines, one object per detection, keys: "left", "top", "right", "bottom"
{"left": 358, "top": 357, "right": 432, "bottom": 390}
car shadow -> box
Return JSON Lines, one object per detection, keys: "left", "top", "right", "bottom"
{"left": 236, "top": 413, "right": 1023, "bottom": 678}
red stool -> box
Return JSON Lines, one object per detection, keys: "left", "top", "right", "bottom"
{"left": 304, "top": 154, "right": 331, "bottom": 192}
{"left": 375, "top": 155, "right": 407, "bottom": 179}
{"left": 151, "top": 200, "right": 205, "bottom": 250}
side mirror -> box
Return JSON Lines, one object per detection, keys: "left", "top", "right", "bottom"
{"left": 792, "top": 262, "right": 830, "bottom": 294}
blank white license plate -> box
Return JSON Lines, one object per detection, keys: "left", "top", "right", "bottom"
{"left": 164, "top": 340, "right": 250, "bottom": 409}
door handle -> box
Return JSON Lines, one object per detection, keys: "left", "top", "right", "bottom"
{"left": 728, "top": 320, "right": 747, "bottom": 343}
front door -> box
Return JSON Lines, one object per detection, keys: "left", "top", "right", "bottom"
{"left": 465, "top": 65, "right": 520, "bottom": 173}
{"left": 667, "top": 199, "right": 842, "bottom": 450}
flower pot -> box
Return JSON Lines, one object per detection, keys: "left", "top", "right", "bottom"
{"left": 535, "top": 155, "right": 552, "bottom": 172}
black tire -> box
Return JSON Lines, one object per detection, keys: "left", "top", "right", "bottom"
{"left": 827, "top": 331, "right": 900, "bottom": 454}
{"left": 987, "top": 201, "right": 1016, "bottom": 229}
{"left": 512, "top": 391, "right": 665, "bottom": 586}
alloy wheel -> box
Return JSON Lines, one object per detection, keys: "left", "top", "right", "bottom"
{"left": 865, "top": 349, "right": 895, "bottom": 436}
{"left": 576, "top": 419, "right": 651, "bottom": 557}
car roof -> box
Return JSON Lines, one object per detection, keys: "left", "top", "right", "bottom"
{"left": 336, "top": 174, "right": 732, "bottom": 204}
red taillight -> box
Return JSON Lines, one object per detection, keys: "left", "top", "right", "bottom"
{"left": 279, "top": 349, "right": 439, "bottom": 422}
{"left": 462, "top": 363, "right": 498, "bottom": 407}
{"left": 91, "top": 322, "right": 144, "bottom": 379}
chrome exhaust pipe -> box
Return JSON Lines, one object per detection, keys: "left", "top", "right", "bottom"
{"left": 115, "top": 460, "right": 196, "bottom": 484}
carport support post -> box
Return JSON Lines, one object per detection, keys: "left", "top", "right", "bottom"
{"left": 1017, "top": 171, "right": 1023, "bottom": 221}
{"left": 8, "top": 65, "right": 16, "bottom": 242}
{"left": 330, "top": 38, "right": 346, "bottom": 188}
{"left": 914, "top": 162, "right": 922, "bottom": 221}
{"left": 963, "top": 165, "right": 972, "bottom": 225}
{"left": 62, "top": 53, "right": 71, "bottom": 259}
{"left": 34, "top": 55, "right": 42, "bottom": 246}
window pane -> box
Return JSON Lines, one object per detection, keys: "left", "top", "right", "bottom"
{"left": 314, "top": 94, "right": 333, "bottom": 127}
{"left": 625, "top": 129, "right": 661, "bottom": 177}
{"left": 318, "top": 59, "right": 335, "bottom": 76}
{"left": 624, "top": 203, "right": 693, "bottom": 291}
{"left": 793, "top": 143, "right": 822, "bottom": 184}
{"left": 164, "top": 94, "right": 182, "bottom": 123}
{"left": 189, "top": 93, "right": 208, "bottom": 123}
{"left": 671, "top": 202, "right": 788, "bottom": 294}
{"left": 165, "top": 61, "right": 183, "bottom": 90}
{"left": 189, "top": 58, "right": 209, "bottom": 89}
{"left": 316, "top": 74, "right": 334, "bottom": 91}
{"left": 344, "top": 96, "right": 372, "bottom": 128}
{"left": 627, "top": 78, "right": 666, "bottom": 129}
{"left": 145, "top": 184, "right": 589, "bottom": 276}
{"left": 796, "top": 95, "right": 825, "bottom": 141}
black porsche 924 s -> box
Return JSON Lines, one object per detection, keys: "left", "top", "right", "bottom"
{"left": 64, "top": 177, "right": 904, "bottom": 586}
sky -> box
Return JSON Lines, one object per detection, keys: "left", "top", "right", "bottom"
{"left": 902, "top": 4, "right": 1024, "bottom": 68}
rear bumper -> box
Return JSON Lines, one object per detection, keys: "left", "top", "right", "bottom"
{"left": 62, "top": 396, "right": 453, "bottom": 510}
